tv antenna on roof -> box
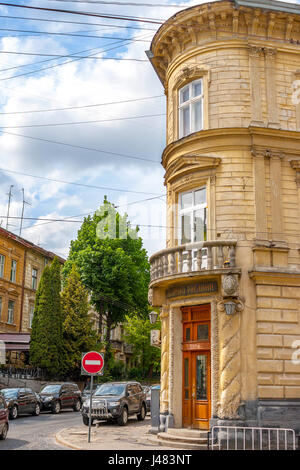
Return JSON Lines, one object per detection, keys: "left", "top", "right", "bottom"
{"left": 19, "top": 188, "right": 31, "bottom": 237}
{"left": 6, "top": 185, "right": 14, "bottom": 231}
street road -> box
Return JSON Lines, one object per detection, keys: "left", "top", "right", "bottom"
{"left": 0, "top": 410, "right": 82, "bottom": 450}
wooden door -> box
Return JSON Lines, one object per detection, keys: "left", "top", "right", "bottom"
{"left": 182, "top": 305, "right": 211, "bottom": 430}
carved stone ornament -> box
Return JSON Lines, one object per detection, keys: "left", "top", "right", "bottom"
{"left": 148, "top": 287, "right": 153, "bottom": 306}
{"left": 221, "top": 274, "right": 239, "bottom": 297}
{"left": 217, "top": 297, "right": 244, "bottom": 315}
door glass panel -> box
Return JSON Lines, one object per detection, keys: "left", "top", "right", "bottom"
{"left": 197, "top": 324, "right": 209, "bottom": 341}
{"left": 184, "top": 358, "right": 189, "bottom": 399}
{"left": 196, "top": 355, "right": 207, "bottom": 400}
{"left": 181, "top": 214, "right": 191, "bottom": 244}
{"left": 192, "top": 80, "right": 202, "bottom": 97}
{"left": 194, "top": 187, "right": 206, "bottom": 206}
{"left": 181, "top": 192, "right": 193, "bottom": 210}
{"left": 194, "top": 208, "right": 206, "bottom": 242}
{"left": 192, "top": 99, "right": 202, "bottom": 132}
{"left": 185, "top": 328, "right": 190, "bottom": 341}
{"left": 180, "top": 86, "right": 189, "bottom": 104}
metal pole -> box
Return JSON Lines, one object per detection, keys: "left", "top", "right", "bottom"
{"left": 88, "top": 375, "right": 93, "bottom": 443}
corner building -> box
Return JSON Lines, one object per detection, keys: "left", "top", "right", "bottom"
{"left": 148, "top": 0, "right": 300, "bottom": 433}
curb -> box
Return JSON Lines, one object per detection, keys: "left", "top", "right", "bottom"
{"left": 55, "top": 429, "right": 83, "bottom": 450}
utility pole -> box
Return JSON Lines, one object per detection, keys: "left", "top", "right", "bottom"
{"left": 6, "top": 185, "right": 14, "bottom": 230}
{"left": 19, "top": 188, "right": 31, "bottom": 237}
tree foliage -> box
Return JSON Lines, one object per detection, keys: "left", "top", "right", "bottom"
{"left": 62, "top": 198, "right": 150, "bottom": 364}
{"left": 29, "top": 258, "right": 63, "bottom": 377}
{"left": 123, "top": 312, "right": 161, "bottom": 378}
{"left": 61, "top": 264, "right": 99, "bottom": 376}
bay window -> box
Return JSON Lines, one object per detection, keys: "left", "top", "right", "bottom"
{"left": 179, "top": 79, "right": 203, "bottom": 138}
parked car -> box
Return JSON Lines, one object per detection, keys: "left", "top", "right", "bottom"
{"left": 0, "top": 394, "right": 9, "bottom": 440}
{"left": 146, "top": 384, "right": 160, "bottom": 413}
{"left": 39, "top": 383, "right": 82, "bottom": 414}
{"left": 82, "top": 383, "right": 99, "bottom": 402}
{"left": 81, "top": 381, "right": 147, "bottom": 426}
{"left": 0, "top": 388, "right": 41, "bottom": 419}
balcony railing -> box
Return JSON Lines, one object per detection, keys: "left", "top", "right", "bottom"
{"left": 150, "top": 240, "right": 237, "bottom": 282}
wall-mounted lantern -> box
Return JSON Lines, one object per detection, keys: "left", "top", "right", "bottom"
{"left": 149, "top": 310, "right": 158, "bottom": 324}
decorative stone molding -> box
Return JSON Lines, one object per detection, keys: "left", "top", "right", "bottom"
{"left": 148, "top": 287, "right": 153, "bottom": 305}
{"left": 290, "top": 160, "right": 300, "bottom": 187}
{"left": 217, "top": 296, "right": 244, "bottom": 419}
{"left": 164, "top": 154, "right": 221, "bottom": 185}
{"left": 221, "top": 274, "right": 239, "bottom": 298}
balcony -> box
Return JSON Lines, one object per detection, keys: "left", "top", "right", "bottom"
{"left": 150, "top": 240, "right": 238, "bottom": 285}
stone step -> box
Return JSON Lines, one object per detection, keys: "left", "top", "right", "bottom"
{"left": 158, "top": 432, "right": 208, "bottom": 445}
{"left": 147, "top": 435, "right": 208, "bottom": 450}
{"left": 166, "top": 428, "right": 209, "bottom": 438}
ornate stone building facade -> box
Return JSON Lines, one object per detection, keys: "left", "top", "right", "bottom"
{"left": 148, "top": 0, "right": 300, "bottom": 434}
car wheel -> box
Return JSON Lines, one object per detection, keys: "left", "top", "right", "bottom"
{"left": 82, "top": 416, "right": 93, "bottom": 426}
{"left": 137, "top": 403, "right": 146, "bottom": 421}
{"left": 10, "top": 405, "right": 18, "bottom": 420}
{"left": 117, "top": 407, "right": 128, "bottom": 426}
{"left": 73, "top": 399, "right": 81, "bottom": 412}
{"left": 32, "top": 403, "right": 40, "bottom": 416}
{"left": 0, "top": 423, "right": 8, "bottom": 440}
{"left": 51, "top": 401, "right": 61, "bottom": 414}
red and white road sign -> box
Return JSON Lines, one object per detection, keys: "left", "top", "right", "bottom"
{"left": 82, "top": 351, "right": 104, "bottom": 375}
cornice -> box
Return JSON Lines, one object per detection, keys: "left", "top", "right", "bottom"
{"left": 164, "top": 154, "right": 221, "bottom": 185}
{"left": 162, "top": 127, "right": 300, "bottom": 168}
{"left": 149, "top": 0, "right": 300, "bottom": 86}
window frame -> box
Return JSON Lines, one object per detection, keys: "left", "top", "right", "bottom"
{"left": 178, "top": 187, "right": 207, "bottom": 245}
{"left": 10, "top": 259, "right": 17, "bottom": 283}
{"left": 0, "top": 254, "right": 5, "bottom": 278}
{"left": 32, "top": 268, "right": 38, "bottom": 290}
{"left": 178, "top": 79, "right": 204, "bottom": 139}
{"left": 7, "top": 300, "right": 15, "bottom": 324}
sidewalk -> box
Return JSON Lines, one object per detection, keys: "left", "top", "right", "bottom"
{"left": 56, "top": 416, "right": 182, "bottom": 450}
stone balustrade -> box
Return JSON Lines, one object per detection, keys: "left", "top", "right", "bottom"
{"left": 150, "top": 240, "right": 237, "bottom": 282}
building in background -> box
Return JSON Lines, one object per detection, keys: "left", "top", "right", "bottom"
{"left": 0, "top": 227, "right": 65, "bottom": 365}
{"left": 148, "top": 0, "right": 300, "bottom": 437}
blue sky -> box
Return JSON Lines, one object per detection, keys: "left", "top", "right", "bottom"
{"left": 0, "top": 0, "right": 298, "bottom": 258}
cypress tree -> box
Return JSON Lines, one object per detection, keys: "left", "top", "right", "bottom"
{"left": 61, "top": 264, "right": 98, "bottom": 376}
{"left": 29, "top": 258, "right": 64, "bottom": 377}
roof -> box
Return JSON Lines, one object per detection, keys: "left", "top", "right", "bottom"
{"left": 0, "top": 227, "right": 65, "bottom": 264}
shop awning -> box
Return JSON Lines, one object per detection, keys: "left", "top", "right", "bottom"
{"left": 0, "top": 333, "right": 30, "bottom": 351}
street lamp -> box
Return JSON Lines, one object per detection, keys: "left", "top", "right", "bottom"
{"left": 149, "top": 310, "right": 158, "bottom": 324}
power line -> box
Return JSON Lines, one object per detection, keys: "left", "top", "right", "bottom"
{"left": 0, "top": 13, "right": 157, "bottom": 31}
{"left": 0, "top": 26, "right": 151, "bottom": 41}
{"left": 0, "top": 112, "right": 165, "bottom": 129}
{"left": 47, "top": 0, "right": 185, "bottom": 7}
{"left": 0, "top": 130, "right": 162, "bottom": 164}
{"left": 0, "top": 50, "right": 149, "bottom": 66}
{"left": 0, "top": 3, "right": 165, "bottom": 24}
{"left": 0, "top": 31, "right": 153, "bottom": 81}
{"left": 0, "top": 167, "right": 162, "bottom": 195}
{"left": 0, "top": 94, "right": 163, "bottom": 115}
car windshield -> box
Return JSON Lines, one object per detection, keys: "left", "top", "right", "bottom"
{"left": 94, "top": 384, "right": 125, "bottom": 396}
{"left": 1, "top": 389, "right": 18, "bottom": 399}
{"left": 41, "top": 385, "right": 61, "bottom": 393}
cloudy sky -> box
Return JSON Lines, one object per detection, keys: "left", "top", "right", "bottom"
{"left": 0, "top": 0, "right": 298, "bottom": 259}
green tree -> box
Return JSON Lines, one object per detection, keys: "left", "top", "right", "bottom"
{"left": 29, "top": 258, "right": 64, "bottom": 377}
{"left": 62, "top": 198, "right": 150, "bottom": 366}
{"left": 61, "top": 264, "right": 99, "bottom": 376}
{"left": 123, "top": 313, "right": 161, "bottom": 378}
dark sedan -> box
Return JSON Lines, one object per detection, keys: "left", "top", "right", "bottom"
{"left": 0, "top": 394, "right": 9, "bottom": 440}
{"left": 0, "top": 388, "right": 41, "bottom": 419}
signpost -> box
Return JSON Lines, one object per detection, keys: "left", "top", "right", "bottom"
{"left": 81, "top": 351, "right": 104, "bottom": 443}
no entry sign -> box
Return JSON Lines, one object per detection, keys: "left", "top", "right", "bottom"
{"left": 81, "top": 351, "right": 104, "bottom": 375}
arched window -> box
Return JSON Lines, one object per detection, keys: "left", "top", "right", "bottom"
{"left": 179, "top": 79, "right": 203, "bottom": 138}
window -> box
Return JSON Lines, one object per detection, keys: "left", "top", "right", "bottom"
{"left": 179, "top": 79, "right": 203, "bottom": 138}
{"left": 10, "top": 260, "right": 17, "bottom": 283}
{"left": 32, "top": 268, "right": 38, "bottom": 290}
{"left": 0, "top": 297, "right": 2, "bottom": 321}
{"left": 179, "top": 187, "right": 207, "bottom": 244}
{"left": 29, "top": 305, "right": 34, "bottom": 328}
{"left": 7, "top": 300, "right": 15, "bottom": 324}
{"left": 0, "top": 254, "right": 5, "bottom": 278}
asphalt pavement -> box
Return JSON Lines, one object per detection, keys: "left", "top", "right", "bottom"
{"left": 0, "top": 409, "right": 82, "bottom": 450}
